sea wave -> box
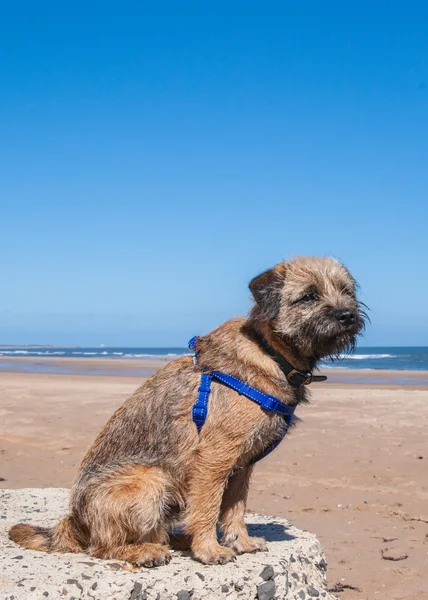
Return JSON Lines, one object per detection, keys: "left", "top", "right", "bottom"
{"left": 0, "top": 349, "right": 399, "bottom": 361}
{"left": 344, "top": 354, "right": 396, "bottom": 360}
{"left": 0, "top": 350, "right": 66, "bottom": 356}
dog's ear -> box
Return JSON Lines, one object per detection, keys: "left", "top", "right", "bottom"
{"left": 249, "top": 264, "right": 286, "bottom": 319}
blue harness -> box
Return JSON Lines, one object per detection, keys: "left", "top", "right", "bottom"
{"left": 188, "top": 336, "right": 296, "bottom": 465}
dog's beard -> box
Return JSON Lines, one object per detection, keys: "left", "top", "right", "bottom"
{"left": 283, "top": 315, "right": 365, "bottom": 363}
{"left": 312, "top": 330, "right": 358, "bottom": 361}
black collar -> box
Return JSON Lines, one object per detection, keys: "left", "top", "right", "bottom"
{"left": 250, "top": 329, "right": 328, "bottom": 387}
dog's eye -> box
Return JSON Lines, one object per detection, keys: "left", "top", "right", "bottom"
{"left": 341, "top": 287, "right": 355, "bottom": 298}
{"left": 300, "top": 292, "right": 317, "bottom": 303}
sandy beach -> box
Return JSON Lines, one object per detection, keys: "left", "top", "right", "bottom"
{"left": 1, "top": 358, "right": 427, "bottom": 600}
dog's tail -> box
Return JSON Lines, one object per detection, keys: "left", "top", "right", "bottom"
{"left": 9, "top": 516, "right": 85, "bottom": 553}
{"left": 9, "top": 523, "right": 53, "bottom": 551}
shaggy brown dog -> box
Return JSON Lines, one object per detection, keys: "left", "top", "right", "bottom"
{"left": 9, "top": 256, "right": 366, "bottom": 566}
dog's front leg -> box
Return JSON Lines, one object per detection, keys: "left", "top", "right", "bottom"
{"left": 186, "top": 444, "right": 240, "bottom": 565}
{"left": 219, "top": 466, "right": 267, "bottom": 554}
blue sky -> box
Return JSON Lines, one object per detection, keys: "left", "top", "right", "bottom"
{"left": 1, "top": 1, "right": 427, "bottom": 346}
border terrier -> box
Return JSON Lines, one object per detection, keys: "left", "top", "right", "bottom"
{"left": 9, "top": 256, "right": 366, "bottom": 566}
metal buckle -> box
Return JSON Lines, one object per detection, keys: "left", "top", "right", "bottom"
{"left": 303, "top": 373, "right": 313, "bottom": 385}
{"left": 286, "top": 369, "right": 313, "bottom": 386}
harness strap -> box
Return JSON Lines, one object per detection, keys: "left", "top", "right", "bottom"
{"left": 189, "top": 335, "right": 296, "bottom": 464}
{"left": 191, "top": 370, "right": 296, "bottom": 463}
{"left": 209, "top": 372, "right": 295, "bottom": 464}
{"left": 210, "top": 371, "right": 295, "bottom": 417}
{"left": 192, "top": 373, "right": 212, "bottom": 432}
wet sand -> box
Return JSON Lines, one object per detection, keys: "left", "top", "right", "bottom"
{"left": 1, "top": 355, "right": 428, "bottom": 387}
{"left": 0, "top": 359, "right": 427, "bottom": 600}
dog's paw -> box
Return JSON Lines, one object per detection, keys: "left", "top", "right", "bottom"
{"left": 223, "top": 534, "right": 268, "bottom": 555}
{"left": 133, "top": 544, "right": 172, "bottom": 568}
{"left": 193, "top": 544, "right": 236, "bottom": 565}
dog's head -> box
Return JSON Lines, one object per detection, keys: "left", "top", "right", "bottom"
{"left": 249, "top": 256, "right": 367, "bottom": 360}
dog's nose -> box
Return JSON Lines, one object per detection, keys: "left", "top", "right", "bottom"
{"left": 336, "top": 309, "right": 356, "bottom": 326}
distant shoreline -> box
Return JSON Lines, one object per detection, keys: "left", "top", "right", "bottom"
{"left": 0, "top": 355, "right": 427, "bottom": 386}
{"left": 1, "top": 346, "right": 428, "bottom": 370}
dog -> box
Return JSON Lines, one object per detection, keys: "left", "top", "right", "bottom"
{"left": 9, "top": 256, "right": 366, "bottom": 567}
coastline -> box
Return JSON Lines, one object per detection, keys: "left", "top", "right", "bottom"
{"left": 0, "top": 355, "right": 428, "bottom": 387}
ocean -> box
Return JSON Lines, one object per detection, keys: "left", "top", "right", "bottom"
{"left": 0, "top": 346, "right": 427, "bottom": 371}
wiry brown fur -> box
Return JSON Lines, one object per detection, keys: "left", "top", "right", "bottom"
{"left": 9, "top": 256, "right": 366, "bottom": 566}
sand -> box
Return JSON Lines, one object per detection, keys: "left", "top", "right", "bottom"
{"left": 0, "top": 358, "right": 427, "bottom": 600}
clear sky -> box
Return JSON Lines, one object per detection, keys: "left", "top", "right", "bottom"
{"left": 1, "top": 1, "right": 427, "bottom": 346}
